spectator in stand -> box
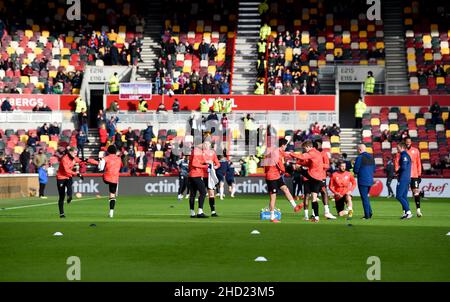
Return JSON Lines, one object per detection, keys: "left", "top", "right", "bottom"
{"left": 76, "top": 130, "right": 87, "bottom": 159}
{"left": 109, "top": 72, "right": 120, "bottom": 94}
{"left": 208, "top": 44, "right": 218, "bottom": 61}
{"left": 429, "top": 101, "right": 441, "bottom": 125}
{"left": 1, "top": 98, "right": 13, "bottom": 111}
{"left": 99, "top": 123, "right": 108, "bottom": 149}
{"left": 52, "top": 82, "right": 63, "bottom": 94}
{"left": 38, "top": 164, "right": 48, "bottom": 199}
{"left": 96, "top": 110, "right": 106, "bottom": 128}
{"left": 19, "top": 148, "right": 32, "bottom": 173}
{"left": 341, "top": 153, "right": 352, "bottom": 172}
{"left": 38, "top": 123, "right": 49, "bottom": 136}
{"left": 107, "top": 116, "right": 119, "bottom": 140}
{"left": 245, "top": 155, "right": 259, "bottom": 174}
{"left": 49, "top": 122, "right": 60, "bottom": 135}
{"left": 114, "top": 131, "right": 124, "bottom": 151}
{"left": 157, "top": 101, "right": 167, "bottom": 113}
{"left": 328, "top": 123, "right": 341, "bottom": 137}
{"left": 381, "top": 129, "right": 390, "bottom": 142}
{"left": 417, "top": 69, "right": 427, "bottom": 87}
{"left": 108, "top": 100, "right": 120, "bottom": 113}
{"left": 21, "top": 64, "right": 33, "bottom": 76}
{"left": 136, "top": 151, "right": 148, "bottom": 173}
{"left": 239, "top": 159, "right": 248, "bottom": 177}
{"left": 172, "top": 98, "right": 180, "bottom": 112}
{"left": 78, "top": 109, "right": 89, "bottom": 141}
{"left": 110, "top": 43, "right": 120, "bottom": 65}
{"left": 125, "top": 127, "right": 137, "bottom": 149}
{"left": 120, "top": 150, "right": 130, "bottom": 173}
{"left": 34, "top": 148, "right": 49, "bottom": 168}
{"left": 199, "top": 39, "right": 210, "bottom": 61}
{"left": 1, "top": 156, "right": 15, "bottom": 173}
{"left": 307, "top": 76, "right": 320, "bottom": 95}
{"left": 27, "top": 133, "right": 38, "bottom": 152}
{"left": 143, "top": 124, "right": 155, "bottom": 149}
{"left": 433, "top": 64, "right": 445, "bottom": 77}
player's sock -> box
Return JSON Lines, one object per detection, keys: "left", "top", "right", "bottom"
{"left": 209, "top": 197, "right": 215, "bottom": 212}
{"left": 414, "top": 195, "right": 421, "bottom": 209}
{"left": 270, "top": 211, "right": 275, "bottom": 220}
{"left": 289, "top": 200, "right": 297, "bottom": 208}
{"left": 312, "top": 202, "right": 319, "bottom": 218}
{"left": 109, "top": 198, "right": 116, "bottom": 210}
{"left": 219, "top": 187, "right": 224, "bottom": 198}
{"left": 304, "top": 209, "right": 309, "bottom": 219}
{"left": 231, "top": 187, "right": 235, "bottom": 197}
{"left": 198, "top": 208, "right": 204, "bottom": 215}
{"left": 324, "top": 204, "right": 330, "bottom": 214}
{"left": 190, "top": 209, "right": 196, "bottom": 216}
{"left": 109, "top": 209, "right": 114, "bottom": 218}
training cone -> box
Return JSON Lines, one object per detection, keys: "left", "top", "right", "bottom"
{"left": 254, "top": 257, "right": 267, "bottom": 262}
{"left": 251, "top": 230, "right": 260, "bottom": 235}
{"left": 53, "top": 232, "right": 63, "bottom": 236}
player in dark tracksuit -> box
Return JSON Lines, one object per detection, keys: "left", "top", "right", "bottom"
{"left": 177, "top": 155, "right": 189, "bottom": 200}
{"left": 396, "top": 143, "right": 413, "bottom": 219}
{"left": 216, "top": 155, "right": 229, "bottom": 200}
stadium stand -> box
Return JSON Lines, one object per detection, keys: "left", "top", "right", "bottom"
{"left": 403, "top": 0, "right": 450, "bottom": 95}
{"left": 0, "top": 0, "right": 144, "bottom": 94}
{"left": 361, "top": 105, "right": 450, "bottom": 176}
{"left": 260, "top": 0, "right": 385, "bottom": 95}
{"left": 155, "top": 0, "right": 237, "bottom": 95}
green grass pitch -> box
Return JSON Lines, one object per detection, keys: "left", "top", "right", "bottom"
{"left": 0, "top": 194, "right": 449, "bottom": 282}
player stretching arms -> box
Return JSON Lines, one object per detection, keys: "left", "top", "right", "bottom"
{"left": 314, "top": 140, "right": 336, "bottom": 219}
{"left": 56, "top": 147, "right": 84, "bottom": 218}
{"left": 202, "top": 138, "right": 220, "bottom": 216}
{"left": 329, "top": 161, "right": 356, "bottom": 218}
{"left": 291, "top": 141, "right": 324, "bottom": 222}
{"left": 97, "top": 145, "right": 122, "bottom": 218}
{"left": 264, "top": 138, "right": 303, "bottom": 223}
{"left": 395, "top": 137, "right": 423, "bottom": 217}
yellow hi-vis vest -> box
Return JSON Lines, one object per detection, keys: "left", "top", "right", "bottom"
{"left": 109, "top": 75, "right": 119, "bottom": 93}
{"left": 355, "top": 100, "right": 367, "bottom": 118}
{"left": 213, "top": 98, "right": 223, "bottom": 112}
{"left": 364, "top": 76, "right": 375, "bottom": 94}
{"left": 138, "top": 100, "right": 147, "bottom": 112}
{"left": 200, "top": 98, "right": 210, "bottom": 113}
{"left": 254, "top": 82, "right": 264, "bottom": 95}
{"left": 222, "top": 99, "right": 232, "bottom": 113}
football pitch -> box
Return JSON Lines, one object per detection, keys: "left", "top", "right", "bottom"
{"left": 0, "top": 195, "right": 449, "bottom": 282}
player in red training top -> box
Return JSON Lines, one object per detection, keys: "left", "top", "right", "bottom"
{"left": 56, "top": 146, "right": 84, "bottom": 218}
{"left": 314, "top": 140, "right": 336, "bottom": 220}
{"left": 290, "top": 140, "right": 324, "bottom": 222}
{"left": 394, "top": 137, "right": 423, "bottom": 217}
{"left": 263, "top": 138, "right": 303, "bottom": 223}
{"left": 188, "top": 141, "right": 210, "bottom": 218}
{"left": 90, "top": 145, "right": 123, "bottom": 218}
{"left": 329, "top": 161, "right": 357, "bottom": 218}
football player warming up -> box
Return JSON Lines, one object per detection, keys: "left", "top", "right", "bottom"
{"left": 329, "top": 161, "right": 357, "bottom": 218}
{"left": 263, "top": 138, "right": 303, "bottom": 223}
{"left": 395, "top": 137, "right": 423, "bottom": 217}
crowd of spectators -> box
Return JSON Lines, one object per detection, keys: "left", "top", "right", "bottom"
{"left": 0, "top": 1, "right": 145, "bottom": 95}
